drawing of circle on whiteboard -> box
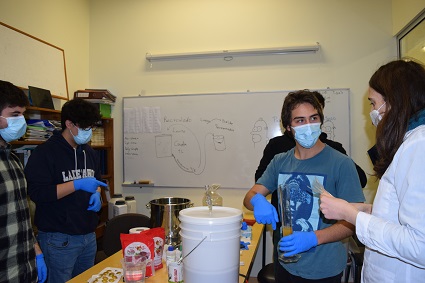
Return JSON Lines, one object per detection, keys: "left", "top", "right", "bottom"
{"left": 155, "top": 124, "right": 205, "bottom": 175}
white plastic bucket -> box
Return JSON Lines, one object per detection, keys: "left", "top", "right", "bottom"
{"left": 179, "top": 206, "right": 242, "bottom": 283}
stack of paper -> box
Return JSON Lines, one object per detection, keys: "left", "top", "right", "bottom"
{"left": 24, "top": 119, "right": 60, "bottom": 141}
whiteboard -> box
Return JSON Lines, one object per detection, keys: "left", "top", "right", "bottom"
{"left": 0, "top": 22, "right": 69, "bottom": 99}
{"left": 123, "top": 89, "right": 350, "bottom": 188}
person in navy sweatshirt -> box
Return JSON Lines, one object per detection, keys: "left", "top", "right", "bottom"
{"left": 25, "top": 98, "right": 106, "bottom": 283}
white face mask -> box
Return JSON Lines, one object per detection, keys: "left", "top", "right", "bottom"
{"left": 291, "top": 123, "right": 322, "bottom": 149}
{"left": 70, "top": 126, "right": 92, "bottom": 145}
{"left": 0, "top": 116, "right": 27, "bottom": 142}
{"left": 369, "top": 102, "right": 386, "bottom": 127}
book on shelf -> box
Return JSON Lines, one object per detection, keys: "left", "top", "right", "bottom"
{"left": 85, "top": 89, "right": 116, "bottom": 101}
{"left": 79, "top": 98, "right": 115, "bottom": 105}
{"left": 22, "top": 119, "right": 59, "bottom": 141}
{"left": 74, "top": 89, "right": 116, "bottom": 103}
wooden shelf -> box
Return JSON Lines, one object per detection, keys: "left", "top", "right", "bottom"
{"left": 26, "top": 106, "right": 61, "bottom": 114}
{"left": 11, "top": 140, "right": 45, "bottom": 145}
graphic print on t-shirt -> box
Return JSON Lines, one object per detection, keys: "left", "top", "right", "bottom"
{"left": 277, "top": 173, "right": 324, "bottom": 232}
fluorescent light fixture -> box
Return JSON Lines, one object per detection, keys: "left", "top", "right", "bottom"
{"left": 146, "top": 43, "right": 320, "bottom": 62}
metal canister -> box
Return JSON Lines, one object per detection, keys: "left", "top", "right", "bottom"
{"left": 146, "top": 197, "right": 193, "bottom": 246}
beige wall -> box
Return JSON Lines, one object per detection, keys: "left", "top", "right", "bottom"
{"left": 1, "top": 0, "right": 424, "bottom": 274}
{"left": 0, "top": 0, "right": 90, "bottom": 99}
{"left": 393, "top": 0, "right": 425, "bottom": 35}
{"left": 88, "top": 0, "right": 395, "bottom": 211}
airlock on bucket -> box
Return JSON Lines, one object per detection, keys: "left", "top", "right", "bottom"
{"left": 146, "top": 197, "right": 193, "bottom": 246}
{"left": 179, "top": 206, "right": 242, "bottom": 283}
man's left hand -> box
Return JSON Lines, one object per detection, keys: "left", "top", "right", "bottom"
{"left": 87, "top": 191, "right": 102, "bottom": 212}
{"left": 36, "top": 254, "right": 47, "bottom": 283}
{"left": 279, "top": 231, "right": 318, "bottom": 256}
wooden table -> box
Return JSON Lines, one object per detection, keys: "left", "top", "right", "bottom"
{"left": 67, "top": 223, "right": 263, "bottom": 283}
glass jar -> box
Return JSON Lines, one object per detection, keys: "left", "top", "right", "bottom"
{"left": 202, "top": 184, "right": 223, "bottom": 206}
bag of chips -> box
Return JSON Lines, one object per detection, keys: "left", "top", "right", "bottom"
{"left": 144, "top": 227, "right": 165, "bottom": 270}
{"left": 120, "top": 227, "right": 165, "bottom": 277}
{"left": 121, "top": 232, "right": 154, "bottom": 277}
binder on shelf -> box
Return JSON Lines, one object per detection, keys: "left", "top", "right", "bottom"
{"left": 74, "top": 89, "right": 116, "bottom": 102}
{"left": 85, "top": 89, "right": 116, "bottom": 102}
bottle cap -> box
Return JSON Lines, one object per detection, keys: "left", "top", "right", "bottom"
{"left": 241, "top": 221, "right": 247, "bottom": 230}
{"left": 125, "top": 196, "right": 135, "bottom": 200}
{"left": 112, "top": 194, "right": 123, "bottom": 198}
{"left": 115, "top": 200, "right": 126, "bottom": 205}
{"left": 168, "top": 245, "right": 174, "bottom": 251}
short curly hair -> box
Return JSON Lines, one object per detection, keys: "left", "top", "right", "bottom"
{"left": 0, "top": 80, "right": 30, "bottom": 112}
{"left": 281, "top": 89, "right": 324, "bottom": 130}
{"left": 61, "top": 98, "right": 101, "bottom": 130}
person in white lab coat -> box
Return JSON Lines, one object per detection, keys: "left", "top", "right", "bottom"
{"left": 320, "top": 59, "right": 425, "bottom": 282}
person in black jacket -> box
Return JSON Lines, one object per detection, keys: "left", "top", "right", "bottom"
{"left": 254, "top": 91, "right": 367, "bottom": 267}
{"left": 26, "top": 99, "right": 106, "bottom": 283}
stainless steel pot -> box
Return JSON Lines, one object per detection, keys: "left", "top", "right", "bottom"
{"left": 146, "top": 197, "right": 193, "bottom": 246}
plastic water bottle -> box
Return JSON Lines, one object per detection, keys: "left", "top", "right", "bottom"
{"left": 240, "top": 221, "right": 252, "bottom": 242}
{"left": 175, "top": 247, "right": 182, "bottom": 262}
{"left": 166, "top": 245, "right": 176, "bottom": 265}
{"left": 166, "top": 246, "right": 183, "bottom": 283}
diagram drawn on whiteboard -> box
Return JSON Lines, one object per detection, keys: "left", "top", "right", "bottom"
{"left": 322, "top": 117, "right": 336, "bottom": 140}
{"left": 123, "top": 89, "right": 350, "bottom": 188}
{"left": 250, "top": 118, "right": 270, "bottom": 149}
{"left": 154, "top": 122, "right": 228, "bottom": 175}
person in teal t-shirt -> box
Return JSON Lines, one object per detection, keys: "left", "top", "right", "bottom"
{"left": 243, "top": 90, "right": 365, "bottom": 282}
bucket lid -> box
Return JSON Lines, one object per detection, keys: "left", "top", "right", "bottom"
{"left": 179, "top": 206, "right": 242, "bottom": 224}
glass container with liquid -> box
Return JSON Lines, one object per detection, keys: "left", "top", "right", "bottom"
{"left": 277, "top": 184, "right": 301, "bottom": 263}
{"left": 202, "top": 184, "right": 223, "bottom": 207}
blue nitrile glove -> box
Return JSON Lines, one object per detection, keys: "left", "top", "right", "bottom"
{"left": 74, "top": 177, "right": 107, "bottom": 194}
{"left": 87, "top": 191, "right": 102, "bottom": 212}
{"left": 240, "top": 241, "right": 250, "bottom": 250}
{"left": 279, "top": 231, "right": 318, "bottom": 256}
{"left": 250, "top": 193, "right": 279, "bottom": 230}
{"left": 36, "top": 253, "right": 47, "bottom": 283}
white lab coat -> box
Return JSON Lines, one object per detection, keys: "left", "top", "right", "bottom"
{"left": 356, "top": 125, "right": 425, "bottom": 283}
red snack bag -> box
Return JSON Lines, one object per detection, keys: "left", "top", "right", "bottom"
{"left": 120, "top": 233, "right": 155, "bottom": 277}
{"left": 143, "top": 227, "right": 165, "bottom": 270}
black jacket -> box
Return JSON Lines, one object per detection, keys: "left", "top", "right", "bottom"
{"left": 255, "top": 131, "right": 367, "bottom": 187}
{"left": 26, "top": 130, "right": 101, "bottom": 235}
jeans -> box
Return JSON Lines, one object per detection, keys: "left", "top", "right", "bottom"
{"left": 37, "top": 231, "right": 96, "bottom": 283}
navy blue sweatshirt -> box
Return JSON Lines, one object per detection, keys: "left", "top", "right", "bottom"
{"left": 25, "top": 130, "right": 101, "bottom": 235}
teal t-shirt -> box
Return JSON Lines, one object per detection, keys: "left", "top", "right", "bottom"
{"left": 257, "top": 145, "right": 365, "bottom": 279}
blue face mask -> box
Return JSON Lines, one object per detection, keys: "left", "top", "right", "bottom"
{"left": 291, "top": 123, "right": 321, "bottom": 149}
{"left": 0, "top": 116, "right": 27, "bottom": 143}
{"left": 70, "top": 127, "right": 92, "bottom": 145}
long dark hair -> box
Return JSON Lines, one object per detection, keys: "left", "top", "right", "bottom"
{"left": 370, "top": 59, "right": 425, "bottom": 178}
